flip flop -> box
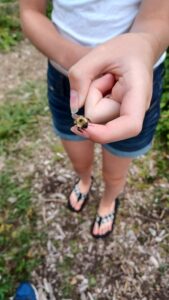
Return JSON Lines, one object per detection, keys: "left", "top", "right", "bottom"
{"left": 91, "top": 198, "right": 120, "bottom": 239}
{"left": 68, "top": 176, "right": 93, "bottom": 213}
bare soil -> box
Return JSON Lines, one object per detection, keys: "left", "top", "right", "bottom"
{"left": 0, "top": 40, "right": 46, "bottom": 100}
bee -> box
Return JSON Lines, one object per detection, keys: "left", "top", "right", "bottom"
{"left": 73, "top": 115, "right": 90, "bottom": 131}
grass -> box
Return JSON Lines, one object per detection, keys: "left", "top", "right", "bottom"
{"left": 0, "top": 0, "right": 52, "bottom": 52}
{"left": 0, "top": 1, "right": 22, "bottom": 52}
{"left": 0, "top": 80, "right": 48, "bottom": 156}
{"left": 0, "top": 80, "right": 49, "bottom": 299}
{"left": 156, "top": 52, "right": 169, "bottom": 150}
{"left": 0, "top": 170, "right": 45, "bottom": 299}
{"left": 0, "top": 2, "right": 55, "bottom": 295}
{"left": 154, "top": 53, "right": 169, "bottom": 180}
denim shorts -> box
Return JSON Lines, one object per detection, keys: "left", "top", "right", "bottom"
{"left": 47, "top": 61, "right": 164, "bottom": 158}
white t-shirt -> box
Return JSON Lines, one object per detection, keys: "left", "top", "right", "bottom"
{"left": 52, "top": 0, "right": 142, "bottom": 46}
{"left": 51, "top": 0, "right": 165, "bottom": 72}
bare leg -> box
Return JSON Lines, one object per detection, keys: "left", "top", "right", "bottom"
{"left": 92, "top": 148, "right": 132, "bottom": 236}
{"left": 61, "top": 139, "right": 94, "bottom": 211}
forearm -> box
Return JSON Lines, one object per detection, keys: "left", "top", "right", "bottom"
{"left": 20, "top": 10, "right": 89, "bottom": 70}
{"left": 130, "top": 0, "right": 169, "bottom": 64}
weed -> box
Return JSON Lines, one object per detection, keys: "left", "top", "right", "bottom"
{"left": 0, "top": 2, "right": 22, "bottom": 52}
{"left": 0, "top": 0, "right": 52, "bottom": 52}
{"left": 0, "top": 78, "right": 49, "bottom": 299}
{"left": 0, "top": 170, "right": 44, "bottom": 299}
{"left": 0, "top": 80, "right": 48, "bottom": 155}
{"left": 70, "top": 239, "right": 79, "bottom": 255}
{"left": 156, "top": 52, "right": 169, "bottom": 150}
{"left": 88, "top": 274, "right": 97, "bottom": 288}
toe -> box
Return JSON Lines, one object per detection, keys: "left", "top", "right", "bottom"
{"left": 104, "top": 223, "right": 110, "bottom": 235}
{"left": 99, "top": 224, "right": 105, "bottom": 236}
{"left": 108, "top": 221, "right": 112, "bottom": 231}
{"left": 100, "top": 224, "right": 106, "bottom": 235}
{"left": 92, "top": 222, "right": 99, "bottom": 236}
{"left": 69, "top": 192, "right": 77, "bottom": 209}
{"left": 74, "top": 200, "right": 82, "bottom": 211}
{"left": 105, "top": 221, "right": 112, "bottom": 234}
{"left": 99, "top": 222, "right": 112, "bottom": 236}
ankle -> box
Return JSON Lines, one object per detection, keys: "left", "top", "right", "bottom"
{"left": 78, "top": 171, "right": 92, "bottom": 184}
{"left": 104, "top": 183, "right": 124, "bottom": 201}
{"left": 99, "top": 197, "right": 115, "bottom": 210}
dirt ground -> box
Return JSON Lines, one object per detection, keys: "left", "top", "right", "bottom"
{"left": 0, "top": 39, "right": 46, "bottom": 100}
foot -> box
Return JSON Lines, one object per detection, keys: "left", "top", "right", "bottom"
{"left": 68, "top": 177, "right": 93, "bottom": 212}
{"left": 91, "top": 198, "right": 119, "bottom": 238}
{"left": 13, "top": 282, "right": 38, "bottom": 300}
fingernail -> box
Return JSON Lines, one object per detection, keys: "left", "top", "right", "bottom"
{"left": 70, "top": 127, "right": 89, "bottom": 138}
{"left": 70, "top": 127, "right": 76, "bottom": 133}
{"left": 70, "top": 89, "right": 79, "bottom": 114}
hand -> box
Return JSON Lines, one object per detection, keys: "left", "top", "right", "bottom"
{"left": 69, "top": 33, "right": 154, "bottom": 143}
{"left": 84, "top": 73, "right": 120, "bottom": 124}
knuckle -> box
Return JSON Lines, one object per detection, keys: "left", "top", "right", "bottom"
{"left": 68, "top": 66, "right": 81, "bottom": 82}
{"left": 132, "top": 121, "right": 143, "bottom": 136}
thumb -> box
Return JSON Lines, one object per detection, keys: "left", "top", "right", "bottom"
{"left": 69, "top": 69, "right": 91, "bottom": 114}
{"left": 68, "top": 47, "right": 108, "bottom": 113}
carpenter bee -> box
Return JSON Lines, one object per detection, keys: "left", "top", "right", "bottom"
{"left": 73, "top": 115, "right": 90, "bottom": 131}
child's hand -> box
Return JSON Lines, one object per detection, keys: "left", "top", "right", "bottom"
{"left": 84, "top": 73, "right": 120, "bottom": 124}
{"left": 69, "top": 33, "right": 154, "bottom": 143}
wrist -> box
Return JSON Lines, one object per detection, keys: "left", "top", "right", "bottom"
{"left": 131, "top": 32, "right": 160, "bottom": 66}
{"left": 130, "top": 17, "right": 169, "bottom": 64}
{"left": 58, "top": 43, "right": 91, "bottom": 70}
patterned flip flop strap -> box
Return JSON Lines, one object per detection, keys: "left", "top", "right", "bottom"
{"left": 73, "top": 183, "right": 88, "bottom": 202}
{"left": 95, "top": 211, "right": 115, "bottom": 227}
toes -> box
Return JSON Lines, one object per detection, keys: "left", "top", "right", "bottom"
{"left": 92, "top": 220, "right": 113, "bottom": 237}
{"left": 99, "top": 226, "right": 105, "bottom": 236}
{"left": 98, "top": 221, "right": 112, "bottom": 236}
{"left": 102, "top": 224, "right": 109, "bottom": 235}
{"left": 102, "top": 223, "right": 109, "bottom": 235}
{"left": 69, "top": 192, "right": 77, "bottom": 209}
{"left": 69, "top": 191, "right": 85, "bottom": 211}
{"left": 74, "top": 201, "right": 81, "bottom": 211}
{"left": 92, "top": 222, "right": 99, "bottom": 235}
{"left": 108, "top": 221, "right": 112, "bottom": 231}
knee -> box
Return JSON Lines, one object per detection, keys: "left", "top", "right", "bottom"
{"left": 103, "top": 170, "right": 127, "bottom": 187}
{"left": 73, "top": 160, "right": 92, "bottom": 174}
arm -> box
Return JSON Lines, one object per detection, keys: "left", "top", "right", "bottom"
{"left": 69, "top": 0, "right": 169, "bottom": 143}
{"left": 130, "top": 0, "right": 169, "bottom": 64}
{"left": 19, "top": 0, "right": 90, "bottom": 70}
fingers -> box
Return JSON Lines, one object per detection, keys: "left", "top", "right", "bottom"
{"left": 71, "top": 70, "right": 152, "bottom": 144}
{"left": 84, "top": 74, "right": 117, "bottom": 122}
{"left": 85, "top": 95, "right": 120, "bottom": 124}
{"left": 71, "top": 82, "right": 150, "bottom": 143}
{"left": 71, "top": 123, "right": 109, "bottom": 143}
{"left": 68, "top": 34, "right": 153, "bottom": 142}
{"left": 119, "top": 70, "right": 152, "bottom": 117}
{"left": 68, "top": 46, "right": 109, "bottom": 112}
{"left": 71, "top": 113, "right": 143, "bottom": 144}
{"left": 90, "top": 73, "right": 115, "bottom": 93}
